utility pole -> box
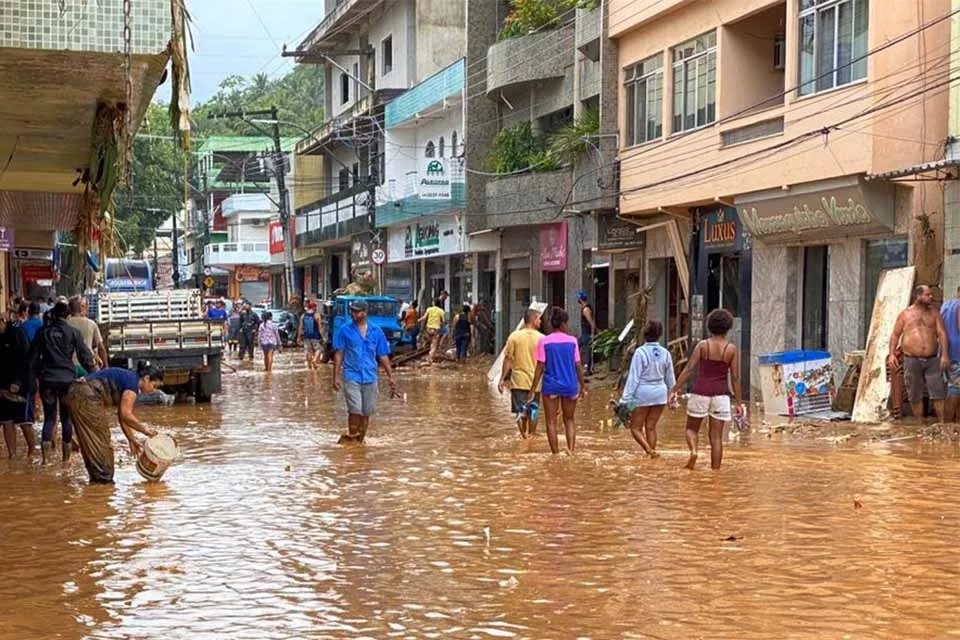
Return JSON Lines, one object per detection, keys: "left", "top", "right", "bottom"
{"left": 171, "top": 210, "right": 181, "bottom": 289}
{"left": 207, "top": 108, "right": 299, "bottom": 304}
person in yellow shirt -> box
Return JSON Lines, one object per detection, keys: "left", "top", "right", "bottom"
{"left": 497, "top": 308, "right": 544, "bottom": 438}
{"left": 421, "top": 298, "right": 446, "bottom": 360}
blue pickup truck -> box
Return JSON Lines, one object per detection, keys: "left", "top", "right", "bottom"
{"left": 320, "top": 295, "right": 414, "bottom": 362}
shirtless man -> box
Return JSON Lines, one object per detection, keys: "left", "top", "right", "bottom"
{"left": 887, "top": 285, "right": 949, "bottom": 419}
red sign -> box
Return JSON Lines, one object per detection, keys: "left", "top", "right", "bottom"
{"left": 539, "top": 222, "right": 568, "bottom": 272}
{"left": 269, "top": 221, "right": 285, "bottom": 254}
{"left": 21, "top": 264, "right": 54, "bottom": 281}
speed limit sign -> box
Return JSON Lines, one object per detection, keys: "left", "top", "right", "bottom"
{"left": 371, "top": 247, "right": 386, "bottom": 265}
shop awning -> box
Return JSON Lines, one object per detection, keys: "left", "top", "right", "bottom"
{"left": 865, "top": 158, "right": 960, "bottom": 181}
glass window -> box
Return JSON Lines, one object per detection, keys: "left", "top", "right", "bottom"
{"left": 382, "top": 36, "right": 393, "bottom": 75}
{"left": 802, "top": 245, "right": 829, "bottom": 350}
{"left": 798, "top": 0, "right": 868, "bottom": 96}
{"left": 672, "top": 32, "right": 716, "bottom": 133}
{"left": 864, "top": 238, "right": 908, "bottom": 318}
{"left": 338, "top": 168, "right": 350, "bottom": 192}
{"left": 624, "top": 53, "right": 663, "bottom": 145}
{"left": 439, "top": 136, "right": 445, "bottom": 158}
{"left": 340, "top": 72, "right": 349, "bottom": 105}
{"left": 451, "top": 131, "right": 458, "bottom": 157}
{"left": 425, "top": 141, "right": 435, "bottom": 158}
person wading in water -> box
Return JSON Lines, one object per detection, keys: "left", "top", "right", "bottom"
{"left": 499, "top": 308, "right": 544, "bottom": 438}
{"left": 332, "top": 300, "right": 399, "bottom": 444}
{"left": 298, "top": 300, "right": 324, "bottom": 370}
{"left": 670, "top": 308, "right": 743, "bottom": 470}
{"left": 65, "top": 361, "right": 163, "bottom": 484}
{"left": 577, "top": 290, "right": 596, "bottom": 376}
{"left": 29, "top": 301, "right": 96, "bottom": 463}
{"left": 888, "top": 285, "right": 949, "bottom": 420}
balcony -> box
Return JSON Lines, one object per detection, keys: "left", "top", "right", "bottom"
{"left": 386, "top": 59, "right": 465, "bottom": 129}
{"left": 575, "top": 6, "right": 601, "bottom": 61}
{"left": 486, "top": 25, "right": 574, "bottom": 97}
{"left": 485, "top": 169, "right": 573, "bottom": 228}
{"left": 296, "top": 89, "right": 404, "bottom": 155}
{"left": 0, "top": 0, "right": 170, "bottom": 230}
{"left": 204, "top": 242, "right": 271, "bottom": 267}
{"left": 295, "top": 184, "right": 372, "bottom": 247}
{"left": 221, "top": 193, "right": 277, "bottom": 217}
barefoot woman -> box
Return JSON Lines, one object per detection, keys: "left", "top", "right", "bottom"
{"left": 670, "top": 309, "right": 743, "bottom": 469}
{"left": 528, "top": 307, "right": 586, "bottom": 454}
{"left": 619, "top": 321, "right": 675, "bottom": 457}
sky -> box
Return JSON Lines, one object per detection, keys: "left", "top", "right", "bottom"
{"left": 185, "top": 0, "right": 325, "bottom": 103}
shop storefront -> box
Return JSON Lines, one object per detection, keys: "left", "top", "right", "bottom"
{"left": 540, "top": 222, "right": 568, "bottom": 309}
{"left": 739, "top": 176, "right": 902, "bottom": 395}
{"left": 691, "top": 207, "right": 752, "bottom": 393}
{"left": 595, "top": 212, "right": 646, "bottom": 329}
{"left": 385, "top": 215, "right": 467, "bottom": 307}
{"left": 231, "top": 265, "right": 270, "bottom": 303}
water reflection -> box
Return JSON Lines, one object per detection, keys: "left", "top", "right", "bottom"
{"left": 2, "top": 357, "right": 960, "bottom": 638}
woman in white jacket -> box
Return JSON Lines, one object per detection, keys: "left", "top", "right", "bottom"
{"left": 619, "top": 321, "right": 675, "bottom": 457}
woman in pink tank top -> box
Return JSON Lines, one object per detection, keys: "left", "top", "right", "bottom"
{"left": 669, "top": 309, "right": 743, "bottom": 470}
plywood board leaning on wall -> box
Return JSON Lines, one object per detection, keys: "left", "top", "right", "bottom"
{"left": 852, "top": 266, "right": 916, "bottom": 423}
{"left": 488, "top": 301, "right": 549, "bottom": 386}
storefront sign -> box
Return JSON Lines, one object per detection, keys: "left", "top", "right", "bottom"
{"left": 540, "top": 222, "right": 568, "bottom": 272}
{"left": 701, "top": 207, "right": 744, "bottom": 253}
{"left": 597, "top": 212, "right": 644, "bottom": 250}
{"left": 234, "top": 266, "right": 269, "bottom": 283}
{"left": 387, "top": 216, "right": 464, "bottom": 262}
{"left": 268, "top": 221, "right": 285, "bottom": 254}
{"left": 21, "top": 264, "right": 53, "bottom": 282}
{"left": 737, "top": 182, "right": 895, "bottom": 241}
{"left": 352, "top": 237, "right": 371, "bottom": 274}
{"left": 420, "top": 158, "right": 451, "bottom": 200}
{"left": 0, "top": 227, "right": 13, "bottom": 252}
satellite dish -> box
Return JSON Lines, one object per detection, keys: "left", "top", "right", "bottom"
{"left": 86, "top": 250, "right": 100, "bottom": 272}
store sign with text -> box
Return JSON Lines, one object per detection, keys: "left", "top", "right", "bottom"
{"left": 700, "top": 207, "right": 744, "bottom": 253}
{"left": 420, "top": 158, "right": 451, "bottom": 200}
{"left": 0, "top": 226, "right": 13, "bottom": 252}
{"left": 737, "top": 182, "right": 895, "bottom": 242}
{"left": 387, "top": 216, "right": 464, "bottom": 262}
{"left": 597, "top": 213, "right": 644, "bottom": 251}
{"left": 540, "top": 222, "right": 568, "bottom": 272}
{"left": 268, "top": 221, "right": 285, "bottom": 254}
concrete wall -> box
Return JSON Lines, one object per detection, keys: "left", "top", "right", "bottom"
{"left": 415, "top": 0, "right": 466, "bottom": 83}
{"left": 486, "top": 26, "right": 575, "bottom": 96}
{"left": 292, "top": 155, "right": 326, "bottom": 210}
{"left": 383, "top": 110, "right": 463, "bottom": 202}
{"left": 718, "top": 6, "right": 785, "bottom": 117}
{"left": 369, "top": 0, "right": 416, "bottom": 91}
{"left": 330, "top": 33, "right": 363, "bottom": 118}
{"left": 485, "top": 170, "right": 574, "bottom": 227}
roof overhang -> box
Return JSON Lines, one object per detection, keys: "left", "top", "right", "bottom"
{"left": 865, "top": 159, "right": 960, "bottom": 182}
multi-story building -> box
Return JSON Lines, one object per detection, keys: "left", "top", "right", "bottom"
{"left": 203, "top": 193, "right": 276, "bottom": 303}
{"left": 611, "top": 0, "right": 951, "bottom": 397}
{"left": 190, "top": 136, "right": 297, "bottom": 296}
{"left": 0, "top": 0, "right": 171, "bottom": 308}
{"left": 292, "top": 0, "right": 471, "bottom": 307}
{"left": 469, "top": 0, "right": 621, "bottom": 345}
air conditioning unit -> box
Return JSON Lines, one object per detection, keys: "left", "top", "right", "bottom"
{"left": 773, "top": 35, "right": 786, "bottom": 70}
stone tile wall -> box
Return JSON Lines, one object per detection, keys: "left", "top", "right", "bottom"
{"left": 0, "top": 0, "right": 169, "bottom": 54}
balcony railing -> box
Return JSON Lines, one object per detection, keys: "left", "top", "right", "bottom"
{"left": 295, "top": 184, "right": 372, "bottom": 247}
{"left": 204, "top": 242, "right": 271, "bottom": 266}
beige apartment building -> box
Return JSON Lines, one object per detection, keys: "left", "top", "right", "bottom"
{"left": 610, "top": 0, "right": 951, "bottom": 397}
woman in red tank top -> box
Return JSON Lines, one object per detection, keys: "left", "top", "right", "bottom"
{"left": 669, "top": 309, "right": 744, "bottom": 470}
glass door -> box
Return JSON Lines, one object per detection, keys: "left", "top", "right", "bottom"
{"left": 802, "top": 245, "right": 829, "bottom": 350}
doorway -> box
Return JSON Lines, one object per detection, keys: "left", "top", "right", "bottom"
{"left": 593, "top": 266, "right": 609, "bottom": 330}
{"left": 329, "top": 254, "right": 342, "bottom": 293}
{"left": 544, "top": 271, "right": 565, "bottom": 309}
{"left": 802, "top": 245, "right": 828, "bottom": 350}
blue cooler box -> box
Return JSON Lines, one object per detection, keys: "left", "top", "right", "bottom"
{"left": 757, "top": 350, "right": 836, "bottom": 416}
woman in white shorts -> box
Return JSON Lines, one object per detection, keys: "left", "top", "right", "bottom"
{"left": 669, "top": 309, "right": 743, "bottom": 470}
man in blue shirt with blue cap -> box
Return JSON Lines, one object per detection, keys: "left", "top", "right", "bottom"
{"left": 332, "top": 299, "right": 399, "bottom": 443}
{"left": 941, "top": 286, "right": 960, "bottom": 420}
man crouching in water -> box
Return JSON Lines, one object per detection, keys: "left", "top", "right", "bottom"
{"left": 888, "top": 285, "right": 949, "bottom": 420}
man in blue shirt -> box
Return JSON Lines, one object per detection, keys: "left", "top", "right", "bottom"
{"left": 22, "top": 302, "right": 43, "bottom": 343}
{"left": 332, "top": 299, "right": 398, "bottom": 444}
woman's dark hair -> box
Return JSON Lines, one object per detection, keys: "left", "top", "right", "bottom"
{"left": 461, "top": 303, "right": 471, "bottom": 314}
{"left": 51, "top": 301, "right": 69, "bottom": 320}
{"left": 136, "top": 360, "right": 165, "bottom": 382}
{"left": 262, "top": 311, "right": 273, "bottom": 321}
{"left": 642, "top": 320, "right": 663, "bottom": 343}
{"left": 706, "top": 308, "right": 734, "bottom": 336}
{"left": 549, "top": 306, "right": 569, "bottom": 330}
{"left": 434, "top": 298, "right": 442, "bottom": 307}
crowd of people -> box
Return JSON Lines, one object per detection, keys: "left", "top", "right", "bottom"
{"left": 1, "top": 295, "right": 161, "bottom": 484}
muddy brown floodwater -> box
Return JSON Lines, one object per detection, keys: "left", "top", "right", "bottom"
{"left": 3, "top": 356, "right": 960, "bottom": 639}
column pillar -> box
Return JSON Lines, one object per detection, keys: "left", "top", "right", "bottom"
{"left": 471, "top": 252, "right": 480, "bottom": 304}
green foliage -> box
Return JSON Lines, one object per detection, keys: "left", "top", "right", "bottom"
{"left": 498, "top": 0, "right": 598, "bottom": 39}
{"left": 195, "top": 65, "right": 325, "bottom": 137}
{"left": 547, "top": 108, "right": 600, "bottom": 166}
{"left": 591, "top": 327, "right": 623, "bottom": 360}
{"left": 486, "top": 122, "right": 543, "bottom": 173}
{"left": 113, "top": 104, "right": 191, "bottom": 255}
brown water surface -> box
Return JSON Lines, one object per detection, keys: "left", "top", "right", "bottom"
{"left": 3, "top": 357, "right": 960, "bottom": 639}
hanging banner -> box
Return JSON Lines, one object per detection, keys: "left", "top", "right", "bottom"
{"left": 387, "top": 216, "right": 464, "bottom": 262}
{"left": 0, "top": 227, "right": 13, "bottom": 252}
{"left": 540, "top": 221, "right": 568, "bottom": 272}
{"left": 268, "top": 221, "right": 285, "bottom": 254}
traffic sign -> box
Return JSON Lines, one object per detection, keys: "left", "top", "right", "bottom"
{"left": 203, "top": 276, "right": 215, "bottom": 289}
{"left": 371, "top": 247, "right": 386, "bottom": 265}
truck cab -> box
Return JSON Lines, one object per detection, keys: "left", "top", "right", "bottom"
{"left": 320, "top": 295, "right": 412, "bottom": 361}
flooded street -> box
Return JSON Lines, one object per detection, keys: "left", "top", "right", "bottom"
{"left": 4, "top": 356, "right": 960, "bottom": 639}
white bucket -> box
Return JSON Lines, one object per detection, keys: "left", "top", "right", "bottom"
{"left": 136, "top": 434, "right": 179, "bottom": 482}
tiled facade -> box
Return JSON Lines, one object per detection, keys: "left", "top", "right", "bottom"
{"left": 0, "top": 0, "right": 169, "bottom": 54}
